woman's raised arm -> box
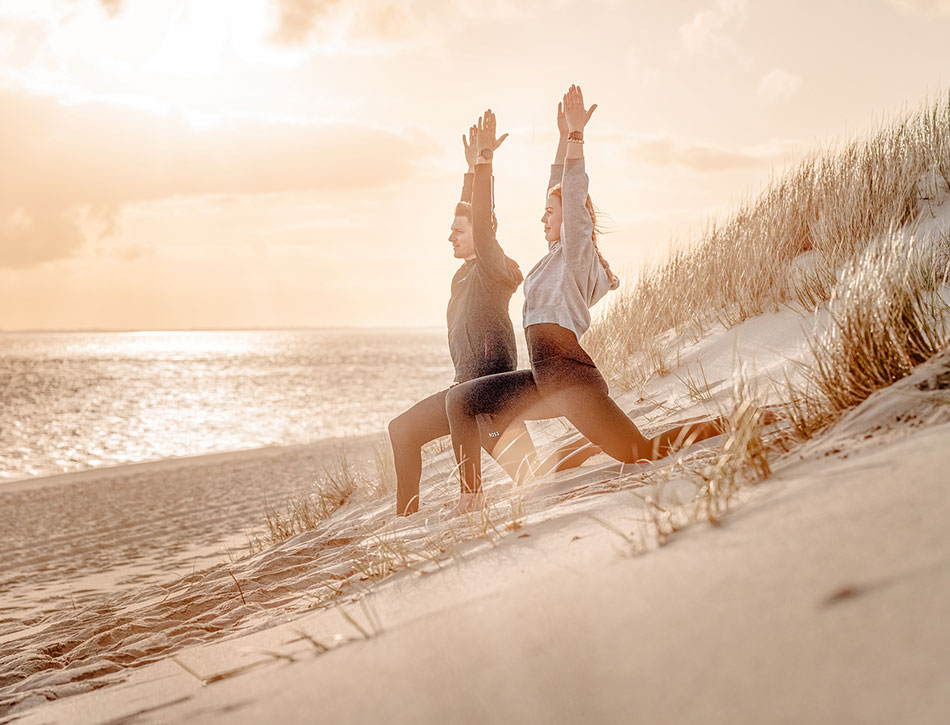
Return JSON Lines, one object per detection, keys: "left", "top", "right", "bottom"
{"left": 546, "top": 101, "right": 569, "bottom": 195}
{"left": 560, "top": 85, "right": 599, "bottom": 266}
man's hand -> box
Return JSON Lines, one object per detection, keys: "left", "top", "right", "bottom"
{"left": 475, "top": 109, "right": 509, "bottom": 158}
{"left": 462, "top": 124, "right": 478, "bottom": 172}
{"left": 563, "top": 84, "right": 597, "bottom": 134}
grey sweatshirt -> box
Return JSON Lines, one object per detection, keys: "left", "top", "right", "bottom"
{"left": 522, "top": 157, "right": 619, "bottom": 339}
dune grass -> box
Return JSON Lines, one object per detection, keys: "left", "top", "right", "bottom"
{"left": 574, "top": 91, "right": 950, "bottom": 537}
{"left": 785, "top": 232, "right": 950, "bottom": 438}
{"left": 584, "top": 92, "right": 950, "bottom": 391}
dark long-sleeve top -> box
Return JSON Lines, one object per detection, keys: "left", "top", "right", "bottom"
{"left": 446, "top": 167, "right": 523, "bottom": 383}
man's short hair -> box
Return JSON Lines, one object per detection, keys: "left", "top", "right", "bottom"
{"left": 455, "top": 201, "right": 498, "bottom": 233}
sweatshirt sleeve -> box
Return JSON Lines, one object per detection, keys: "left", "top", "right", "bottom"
{"left": 560, "top": 157, "right": 597, "bottom": 272}
{"left": 460, "top": 172, "right": 474, "bottom": 203}
{"left": 472, "top": 164, "right": 521, "bottom": 286}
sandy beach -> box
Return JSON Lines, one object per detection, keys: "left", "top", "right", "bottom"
{"left": 3, "top": 320, "right": 950, "bottom": 723}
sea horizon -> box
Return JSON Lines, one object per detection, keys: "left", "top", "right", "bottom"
{"left": 0, "top": 324, "right": 446, "bottom": 334}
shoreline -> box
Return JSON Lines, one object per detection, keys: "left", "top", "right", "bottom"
{"left": 0, "top": 431, "right": 389, "bottom": 494}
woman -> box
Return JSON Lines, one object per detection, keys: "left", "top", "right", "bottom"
{"left": 444, "top": 86, "right": 725, "bottom": 517}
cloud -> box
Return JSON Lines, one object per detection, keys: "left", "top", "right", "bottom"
{"left": 0, "top": 202, "right": 86, "bottom": 269}
{"left": 679, "top": 0, "right": 747, "bottom": 55}
{"left": 98, "top": 0, "right": 124, "bottom": 18}
{"left": 758, "top": 69, "right": 802, "bottom": 102}
{"left": 627, "top": 135, "right": 802, "bottom": 173}
{"left": 887, "top": 0, "right": 950, "bottom": 15}
{"left": 0, "top": 88, "right": 434, "bottom": 268}
{"left": 271, "top": 0, "right": 344, "bottom": 45}
{"left": 623, "top": 48, "right": 661, "bottom": 85}
{"left": 267, "top": 0, "right": 535, "bottom": 48}
{"left": 270, "top": 0, "right": 423, "bottom": 47}
{"left": 95, "top": 240, "right": 157, "bottom": 262}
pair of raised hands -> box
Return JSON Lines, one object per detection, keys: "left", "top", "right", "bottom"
{"left": 463, "top": 84, "right": 598, "bottom": 166}
{"left": 462, "top": 110, "right": 508, "bottom": 168}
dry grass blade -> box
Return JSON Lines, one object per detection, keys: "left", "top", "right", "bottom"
{"left": 228, "top": 570, "right": 247, "bottom": 606}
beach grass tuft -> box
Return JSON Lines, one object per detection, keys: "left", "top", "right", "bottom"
{"left": 251, "top": 441, "right": 399, "bottom": 551}
{"left": 785, "top": 232, "right": 950, "bottom": 438}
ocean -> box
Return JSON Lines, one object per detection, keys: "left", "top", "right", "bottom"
{"left": 0, "top": 328, "right": 478, "bottom": 483}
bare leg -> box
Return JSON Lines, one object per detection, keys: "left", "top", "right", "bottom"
{"left": 388, "top": 389, "right": 452, "bottom": 516}
{"left": 480, "top": 416, "right": 538, "bottom": 485}
{"left": 543, "top": 381, "right": 725, "bottom": 463}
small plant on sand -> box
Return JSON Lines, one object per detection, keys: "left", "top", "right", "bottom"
{"left": 693, "top": 371, "right": 773, "bottom": 524}
{"left": 674, "top": 362, "right": 716, "bottom": 404}
{"left": 366, "top": 441, "right": 397, "bottom": 500}
{"left": 251, "top": 443, "right": 384, "bottom": 551}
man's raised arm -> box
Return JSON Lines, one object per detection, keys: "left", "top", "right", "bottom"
{"left": 460, "top": 124, "right": 477, "bottom": 203}
{"left": 471, "top": 109, "right": 518, "bottom": 284}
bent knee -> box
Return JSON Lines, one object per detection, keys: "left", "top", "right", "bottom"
{"left": 387, "top": 413, "right": 412, "bottom": 447}
{"left": 444, "top": 385, "right": 475, "bottom": 421}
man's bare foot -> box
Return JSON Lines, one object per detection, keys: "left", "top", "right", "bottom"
{"left": 440, "top": 491, "right": 486, "bottom": 521}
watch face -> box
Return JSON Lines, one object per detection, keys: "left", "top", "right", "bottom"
{"left": 480, "top": 148, "right": 493, "bottom": 160}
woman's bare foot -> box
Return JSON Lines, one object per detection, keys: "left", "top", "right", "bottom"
{"left": 534, "top": 439, "right": 603, "bottom": 476}
{"left": 440, "top": 491, "right": 486, "bottom": 521}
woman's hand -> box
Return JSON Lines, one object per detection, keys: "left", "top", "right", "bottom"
{"left": 475, "top": 109, "right": 509, "bottom": 157}
{"left": 563, "top": 84, "right": 597, "bottom": 134}
{"left": 557, "top": 100, "right": 568, "bottom": 139}
{"left": 462, "top": 124, "right": 478, "bottom": 171}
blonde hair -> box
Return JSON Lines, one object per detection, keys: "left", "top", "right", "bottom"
{"left": 547, "top": 184, "right": 616, "bottom": 285}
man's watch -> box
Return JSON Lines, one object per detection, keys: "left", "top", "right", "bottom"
{"left": 479, "top": 148, "right": 494, "bottom": 161}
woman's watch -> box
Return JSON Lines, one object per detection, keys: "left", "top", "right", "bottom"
{"left": 478, "top": 148, "right": 494, "bottom": 162}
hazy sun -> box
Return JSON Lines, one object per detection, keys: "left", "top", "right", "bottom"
{"left": 41, "top": 0, "right": 301, "bottom": 112}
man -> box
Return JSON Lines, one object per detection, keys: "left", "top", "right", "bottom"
{"left": 388, "top": 117, "right": 534, "bottom": 516}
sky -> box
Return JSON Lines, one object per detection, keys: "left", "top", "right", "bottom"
{"left": 1, "top": 0, "right": 949, "bottom": 330}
